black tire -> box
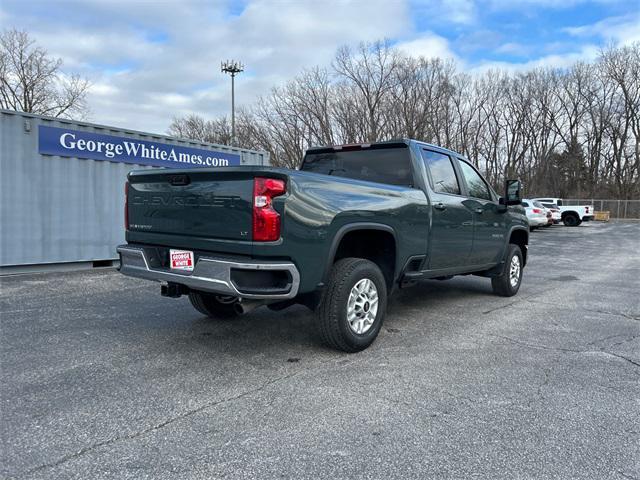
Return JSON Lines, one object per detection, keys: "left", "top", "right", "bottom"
{"left": 188, "top": 291, "right": 240, "bottom": 319}
{"left": 316, "top": 258, "right": 387, "bottom": 353}
{"left": 529, "top": 226, "right": 536, "bottom": 232}
{"left": 563, "top": 213, "right": 579, "bottom": 227}
{"left": 491, "top": 244, "right": 524, "bottom": 297}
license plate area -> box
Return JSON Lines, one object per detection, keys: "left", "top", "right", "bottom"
{"left": 170, "top": 249, "right": 194, "bottom": 271}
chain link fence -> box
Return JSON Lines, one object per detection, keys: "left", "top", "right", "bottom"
{"left": 563, "top": 199, "right": 640, "bottom": 219}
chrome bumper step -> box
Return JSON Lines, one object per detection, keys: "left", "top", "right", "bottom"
{"left": 117, "top": 245, "right": 300, "bottom": 300}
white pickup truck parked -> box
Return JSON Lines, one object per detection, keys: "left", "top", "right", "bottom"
{"left": 533, "top": 197, "right": 595, "bottom": 226}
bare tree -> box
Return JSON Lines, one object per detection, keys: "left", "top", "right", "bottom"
{"left": 0, "top": 28, "right": 90, "bottom": 118}
{"left": 333, "top": 40, "right": 401, "bottom": 142}
{"left": 600, "top": 44, "right": 640, "bottom": 198}
{"left": 168, "top": 114, "right": 231, "bottom": 144}
{"left": 169, "top": 41, "right": 640, "bottom": 197}
{"left": 287, "top": 67, "right": 336, "bottom": 146}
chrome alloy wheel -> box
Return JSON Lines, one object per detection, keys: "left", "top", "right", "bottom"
{"left": 509, "top": 255, "right": 521, "bottom": 288}
{"left": 347, "top": 278, "right": 379, "bottom": 334}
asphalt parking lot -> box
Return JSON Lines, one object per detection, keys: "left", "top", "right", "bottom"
{"left": 1, "top": 221, "right": 639, "bottom": 480}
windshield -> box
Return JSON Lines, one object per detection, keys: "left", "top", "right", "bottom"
{"left": 301, "top": 146, "right": 414, "bottom": 187}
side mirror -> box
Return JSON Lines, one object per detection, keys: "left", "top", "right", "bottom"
{"left": 501, "top": 179, "right": 522, "bottom": 206}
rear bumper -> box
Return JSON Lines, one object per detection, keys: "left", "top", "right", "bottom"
{"left": 529, "top": 216, "right": 548, "bottom": 227}
{"left": 117, "top": 245, "right": 300, "bottom": 300}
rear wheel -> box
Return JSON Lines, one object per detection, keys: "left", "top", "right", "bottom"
{"left": 188, "top": 291, "right": 240, "bottom": 319}
{"left": 491, "top": 244, "right": 523, "bottom": 297}
{"left": 316, "top": 258, "right": 387, "bottom": 353}
{"left": 563, "top": 213, "right": 579, "bottom": 226}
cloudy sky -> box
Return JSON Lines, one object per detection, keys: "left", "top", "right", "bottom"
{"left": 2, "top": 0, "right": 638, "bottom": 134}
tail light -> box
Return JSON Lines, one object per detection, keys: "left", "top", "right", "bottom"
{"left": 124, "top": 181, "right": 130, "bottom": 230}
{"left": 253, "top": 177, "right": 286, "bottom": 241}
{"left": 585, "top": 207, "right": 590, "bottom": 213}
{"left": 532, "top": 208, "right": 542, "bottom": 214}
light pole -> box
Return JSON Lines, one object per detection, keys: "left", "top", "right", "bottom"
{"left": 221, "top": 60, "right": 244, "bottom": 146}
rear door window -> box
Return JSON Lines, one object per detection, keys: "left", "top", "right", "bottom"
{"left": 421, "top": 149, "right": 460, "bottom": 195}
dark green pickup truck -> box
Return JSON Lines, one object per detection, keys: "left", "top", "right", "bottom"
{"left": 118, "top": 139, "right": 528, "bottom": 352}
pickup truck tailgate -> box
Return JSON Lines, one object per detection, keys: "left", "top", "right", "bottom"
{"left": 127, "top": 170, "right": 254, "bottom": 241}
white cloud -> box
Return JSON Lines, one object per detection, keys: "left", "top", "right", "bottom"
{"left": 396, "top": 33, "right": 459, "bottom": 62}
{"left": 3, "top": 0, "right": 636, "bottom": 135}
{"left": 495, "top": 42, "right": 532, "bottom": 56}
{"left": 2, "top": 0, "right": 412, "bottom": 133}
{"left": 564, "top": 13, "right": 640, "bottom": 46}
{"left": 472, "top": 44, "right": 601, "bottom": 73}
{"left": 89, "top": 82, "right": 118, "bottom": 97}
{"left": 469, "top": 11, "right": 638, "bottom": 73}
{"left": 524, "top": 45, "right": 601, "bottom": 68}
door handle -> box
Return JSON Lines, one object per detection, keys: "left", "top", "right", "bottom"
{"left": 433, "top": 202, "right": 446, "bottom": 211}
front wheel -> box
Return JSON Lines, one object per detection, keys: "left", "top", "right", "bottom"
{"left": 491, "top": 244, "right": 523, "bottom": 297}
{"left": 316, "top": 258, "right": 388, "bottom": 353}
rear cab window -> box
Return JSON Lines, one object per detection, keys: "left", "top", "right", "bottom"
{"left": 301, "top": 144, "right": 414, "bottom": 187}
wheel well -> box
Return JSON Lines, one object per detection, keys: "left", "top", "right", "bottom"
{"left": 333, "top": 229, "right": 396, "bottom": 289}
{"left": 561, "top": 210, "right": 578, "bottom": 219}
{"left": 509, "top": 229, "right": 528, "bottom": 266}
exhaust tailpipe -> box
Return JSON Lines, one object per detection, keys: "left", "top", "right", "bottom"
{"left": 234, "top": 300, "right": 267, "bottom": 315}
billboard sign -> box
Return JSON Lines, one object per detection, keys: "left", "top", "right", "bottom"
{"left": 38, "top": 125, "right": 241, "bottom": 168}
